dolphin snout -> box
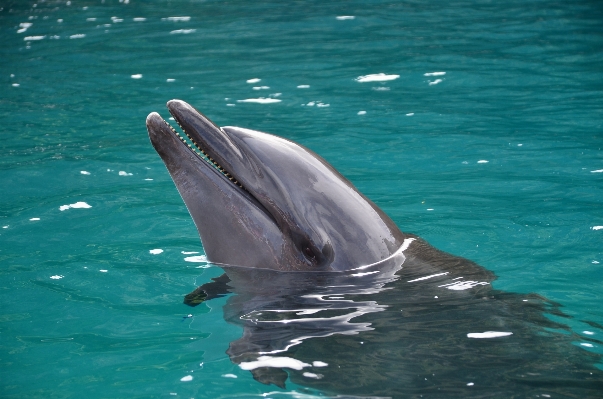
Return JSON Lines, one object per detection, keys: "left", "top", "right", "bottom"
{"left": 146, "top": 112, "right": 164, "bottom": 130}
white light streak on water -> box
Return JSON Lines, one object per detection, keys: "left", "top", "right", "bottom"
{"left": 356, "top": 73, "right": 399, "bottom": 83}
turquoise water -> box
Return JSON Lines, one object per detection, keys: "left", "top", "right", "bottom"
{"left": 2, "top": 0, "right": 603, "bottom": 397}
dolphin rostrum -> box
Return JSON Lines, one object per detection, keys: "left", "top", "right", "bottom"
{"left": 147, "top": 100, "right": 602, "bottom": 397}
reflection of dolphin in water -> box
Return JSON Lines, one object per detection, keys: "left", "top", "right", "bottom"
{"left": 147, "top": 100, "right": 602, "bottom": 397}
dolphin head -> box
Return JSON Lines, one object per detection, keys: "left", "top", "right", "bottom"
{"left": 147, "top": 100, "right": 406, "bottom": 271}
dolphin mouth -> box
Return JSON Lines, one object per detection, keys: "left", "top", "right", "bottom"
{"left": 146, "top": 100, "right": 277, "bottom": 226}
{"left": 152, "top": 105, "right": 243, "bottom": 190}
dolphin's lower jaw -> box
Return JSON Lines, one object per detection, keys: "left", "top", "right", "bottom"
{"left": 146, "top": 107, "right": 288, "bottom": 270}
{"left": 147, "top": 100, "right": 407, "bottom": 271}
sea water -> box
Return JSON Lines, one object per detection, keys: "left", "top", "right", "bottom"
{"left": 1, "top": 0, "right": 602, "bottom": 397}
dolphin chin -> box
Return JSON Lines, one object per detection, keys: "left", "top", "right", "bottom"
{"left": 147, "top": 99, "right": 405, "bottom": 271}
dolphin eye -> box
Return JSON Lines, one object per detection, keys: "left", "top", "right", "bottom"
{"left": 302, "top": 245, "right": 317, "bottom": 263}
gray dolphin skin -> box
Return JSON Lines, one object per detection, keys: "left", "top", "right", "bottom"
{"left": 147, "top": 99, "right": 406, "bottom": 272}
{"left": 147, "top": 100, "right": 602, "bottom": 398}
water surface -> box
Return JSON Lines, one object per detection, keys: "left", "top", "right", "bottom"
{"left": 1, "top": 0, "right": 602, "bottom": 398}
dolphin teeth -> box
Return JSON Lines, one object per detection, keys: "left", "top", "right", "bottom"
{"left": 164, "top": 115, "right": 245, "bottom": 191}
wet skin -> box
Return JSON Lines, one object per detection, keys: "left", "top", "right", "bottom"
{"left": 147, "top": 99, "right": 407, "bottom": 273}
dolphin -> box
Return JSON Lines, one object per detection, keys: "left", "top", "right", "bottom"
{"left": 146, "top": 100, "right": 602, "bottom": 397}
{"left": 147, "top": 99, "right": 408, "bottom": 272}
{"left": 146, "top": 100, "right": 492, "bottom": 276}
